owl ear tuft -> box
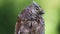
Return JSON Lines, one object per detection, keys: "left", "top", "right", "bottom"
{"left": 33, "top": 1, "right": 39, "bottom": 7}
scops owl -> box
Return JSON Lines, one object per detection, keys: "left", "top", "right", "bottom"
{"left": 15, "top": 1, "right": 44, "bottom": 34}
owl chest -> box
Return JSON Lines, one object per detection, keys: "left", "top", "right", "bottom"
{"left": 17, "top": 19, "right": 43, "bottom": 34}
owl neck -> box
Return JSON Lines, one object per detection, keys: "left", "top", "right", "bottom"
{"left": 19, "top": 13, "right": 41, "bottom": 21}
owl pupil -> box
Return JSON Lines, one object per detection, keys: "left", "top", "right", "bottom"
{"left": 36, "top": 8, "right": 38, "bottom": 10}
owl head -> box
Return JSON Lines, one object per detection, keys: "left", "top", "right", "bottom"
{"left": 19, "top": 1, "right": 44, "bottom": 20}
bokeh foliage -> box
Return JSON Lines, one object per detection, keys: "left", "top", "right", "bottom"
{"left": 0, "top": 0, "right": 60, "bottom": 34}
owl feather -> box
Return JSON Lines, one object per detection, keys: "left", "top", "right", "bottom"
{"left": 15, "top": 1, "right": 44, "bottom": 34}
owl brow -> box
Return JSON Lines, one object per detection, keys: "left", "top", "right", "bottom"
{"left": 33, "top": 4, "right": 39, "bottom": 8}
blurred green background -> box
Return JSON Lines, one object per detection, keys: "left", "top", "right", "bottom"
{"left": 0, "top": 0, "right": 60, "bottom": 34}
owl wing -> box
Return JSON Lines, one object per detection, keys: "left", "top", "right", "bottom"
{"left": 15, "top": 9, "right": 29, "bottom": 34}
{"left": 15, "top": 17, "right": 21, "bottom": 34}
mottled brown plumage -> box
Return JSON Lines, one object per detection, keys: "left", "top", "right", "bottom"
{"left": 15, "top": 1, "right": 44, "bottom": 34}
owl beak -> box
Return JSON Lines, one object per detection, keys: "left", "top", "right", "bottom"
{"left": 40, "top": 10, "right": 44, "bottom": 14}
{"left": 38, "top": 10, "right": 44, "bottom": 15}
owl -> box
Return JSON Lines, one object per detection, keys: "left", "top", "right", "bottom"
{"left": 15, "top": 1, "right": 44, "bottom": 34}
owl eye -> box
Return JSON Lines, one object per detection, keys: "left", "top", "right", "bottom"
{"left": 36, "top": 8, "right": 39, "bottom": 10}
